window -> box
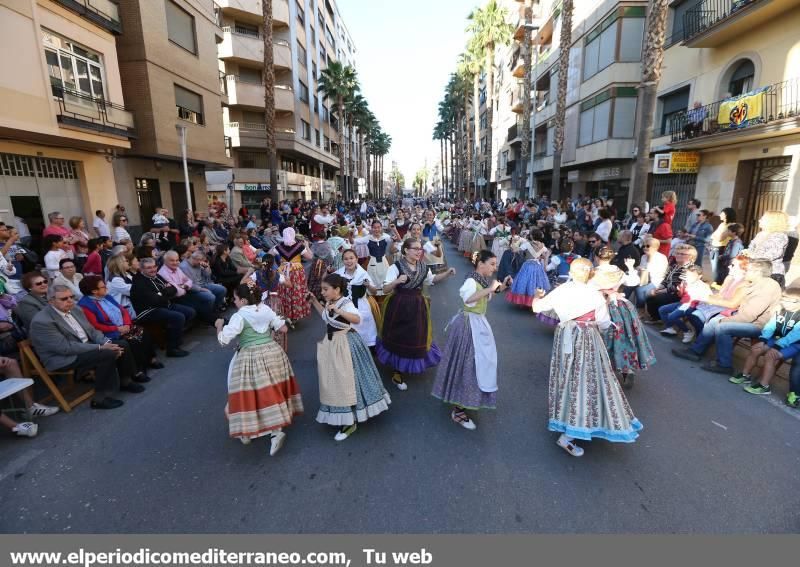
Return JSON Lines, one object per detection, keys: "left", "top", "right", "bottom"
{"left": 319, "top": 48, "right": 327, "bottom": 66}
{"left": 666, "top": 1, "right": 696, "bottom": 47}
{"left": 322, "top": 105, "right": 329, "bottom": 122}
{"left": 583, "top": 7, "right": 645, "bottom": 80}
{"left": 296, "top": 0, "right": 305, "bottom": 25}
{"left": 234, "top": 22, "right": 259, "bottom": 37}
{"left": 299, "top": 80, "right": 309, "bottom": 103}
{"left": 297, "top": 41, "right": 307, "bottom": 66}
{"left": 175, "top": 84, "right": 204, "bottom": 125}
{"left": 324, "top": 135, "right": 330, "bottom": 152}
{"left": 311, "top": 27, "right": 317, "bottom": 46}
{"left": 480, "top": 113, "right": 487, "bottom": 129}
{"left": 242, "top": 110, "right": 265, "bottom": 124}
{"left": 301, "top": 119, "right": 311, "bottom": 141}
{"left": 165, "top": 0, "right": 197, "bottom": 54}
{"left": 315, "top": 129, "right": 321, "bottom": 146}
{"left": 238, "top": 67, "right": 261, "bottom": 84}
{"left": 658, "top": 86, "right": 690, "bottom": 135}
{"left": 500, "top": 151, "right": 508, "bottom": 170}
{"left": 312, "top": 95, "right": 318, "bottom": 112}
{"left": 728, "top": 60, "right": 755, "bottom": 96}
{"left": 238, "top": 152, "right": 268, "bottom": 168}
{"left": 325, "top": 25, "right": 335, "bottom": 48}
{"left": 312, "top": 61, "right": 317, "bottom": 76}
{"left": 578, "top": 87, "right": 637, "bottom": 145}
{"left": 43, "top": 30, "right": 106, "bottom": 100}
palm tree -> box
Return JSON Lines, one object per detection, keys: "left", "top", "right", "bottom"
{"left": 551, "top": 0, "right": 573, "bottom": 200}
{"left": 318, "top": 61, "right": 358, "bottom": 200}
{"left": 468, "top": 0, "right": 514, "bottom": 201}
{"left": 630, "top": 0, "right": 669, "bottom": 207}
{"left": 345, "top": 92, "right": 367, "bottom": 199}
{"left": 261, "top": 0, "right": 278, "bottom": 196}
{"left": 520, "top": 0, "right": 533, "bottom": 194}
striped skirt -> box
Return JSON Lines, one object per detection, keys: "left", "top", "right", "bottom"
{"left": 225, "top": 342, "right": 303, "bottom": 440}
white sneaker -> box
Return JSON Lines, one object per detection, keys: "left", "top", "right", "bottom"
{"left": 392, "top": 374, "right": 408, "bottom": 391}
{"left": 27, "top": 403, "right": 59, "bottom": 419}
{"left": 660, "top": 327, "right": 678, "bottom": 336}
{"left": 451, "top": 409, "right": 476, "bottom": 430}
{"left": 556, "top": 434, "right": 584, "bottom": 457}
{"left": 334, "top": 424, "right": 357, "bottom": 442}
{"left": 13, "top": 422, "right": 38, "bottom": 438}
{"left": 240, "top": 437, "right": 252, "bottom": 445}
{"left": 682, "top": 329, "right": 696, "bottom": 344}
{"left": 269, "top": 431, "right": 286, "bottom": 455}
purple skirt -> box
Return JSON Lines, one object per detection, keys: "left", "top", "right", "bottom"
{"left": 377, "top": 287, "right": 441, "bottom": 374}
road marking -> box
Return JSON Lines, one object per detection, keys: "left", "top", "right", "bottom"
{"left": 711, "top": 420, "right": 727, "bottom": 430}
{"left": 0, "top": 449, "right": 43, "bottom": 483}
{"left": 760, "top": 393, "right": 800, "bottom": 421}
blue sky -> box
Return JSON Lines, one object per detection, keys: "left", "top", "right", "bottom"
{"left": 337, "top": 0, "right": 479, "bottom": 182}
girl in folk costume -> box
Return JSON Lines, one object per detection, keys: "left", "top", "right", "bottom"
{"left": 377, "top": 238, "right": 456, "bottom": 390}
{"left": 457, "top": 216, "right": 474, "bottom": 256}
{"left": 351, "top": 219, "right": 371, "bottom": 269}
{"left": 307, "top": 237, "right": 334, "bottom": 302}
{"left": 409, "top": 223, "right": 444, "bottom": 286}
{"left": 335, "top": 249, "right": 381, "bottom": 348}
{"left": 216, "top": 284, "right": 303, "bottom": 456}
{"left": 393, "top": 209, "right": 410, "bottom": 240}
{"left": 422, "top": 211, "right": 447, "bottom": 275}
{"left": 592, "top": 251, "right": 656, "bottom": 390}
{"left": 251, "top": 254, "right": 288, "bottom": 352}
{"left": 326, "top": 233, "right": 349, "bottom": 274}
{"left": 466, "top": 215, "right": 488, "bottom": 257}
{"left": 270, "top": 227, "right": 313, "bottom": 321}
{"left": 506, "top": 230, "right": 551, "bottom": 307}
{"left": 546, "top": 237, "right": 581, "bottom": 287}
{"left": 432, "top": 250, "right": 512, "bottom": 430}
{"left": 489, "top": 217, "right": 513, "bottom": 259}
{"left": 307, "top": 274, "right": 391, "bottom": 441}
{"left": 353, "top": 220, "right": 394, "bottom": 304}
{"left": 497, "top": 234, "right": 527, "bottom": 281}
{"left": 532, "top": 259, "right": 643, "bottom": 457}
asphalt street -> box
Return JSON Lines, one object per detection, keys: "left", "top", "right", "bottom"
{"left": 1, "top": 242, "right": 799, "bottom": 533}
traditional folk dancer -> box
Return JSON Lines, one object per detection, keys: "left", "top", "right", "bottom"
{"left": 592, "top": 256, "right": 656, "bottom": 390}
{"left": 467, "top": 215, "right": 487, "bottom": 257}
{"left": 335, "top": 249, "right": 381, "bottom": 348}
{"left": 354, "top": 220, "right": 394, "bottom": 307}
{"left": 377, "top": 238, "right": 456, "bottom": 390}
{"left": 270, "top": 227, "right": 312, "bottom": 321}
{"left": 497, "top": 234, "right": 527, "bottom": 282}
{"left": 489, "top": 219, "right": 513, "bottom": 259}
{"left": 457, "top": 217, "right": 474, "bottom": 256}
{"left": 531, "top": 259, "right": 643, "bottom": 457}
{"left": 308, "top": 274, "right": 391, "bottom": 441}
{"left": 432, "top": 250, "right": 512, "bottom": 430}
{"left": 351, "top": 221, "right": 371, "bottom": 269}
{"left": 422, "top": 211, "right": 447, "bottom": 275}
{"left": 506, "top": 232, "right": 551, "bottom": 308}
{"left": 307, "top": 237, "right": 334, "bottom": 301}
{"left": 252, "top": 254, "right": 288, "bottom": 352}
{"left": 546, "top": 237, "right": 581, "bottom": 287}
{"left": 216, "top": 283, "right": 303, "bottom": 455}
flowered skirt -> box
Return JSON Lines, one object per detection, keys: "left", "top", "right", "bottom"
{"left": 506, "top": 260, "right": 550, "bottom": 307}
{"left": 266, "top": 292, "right": 288, "bottom": 352}
{"left": 431, "top": 313, "right": 496, "bottom": 410}
{"left": 458, "top": 230, "right": 473, "bottom": 253}
{"left": 278, "top": 262, "right": 311, "bottom": 321}
{"left": 467, "top": 231, "right": 486, "bottom": 256}
{"left": 604, "top": 298, "right": 656, "bottom": 373}
{"left": 498, "top": 250, "right": 525, "bottom": 281}
{"left": 548, "top": 321, "right": 642, "bottom": 443}
{"left": 225, "top": 342, "right": 303, "bottom": 440}
{"left": 306, "top": 258, "right": 330, "bottom": 301}
{"left": 317, "top": 330, "right": 391, "bottom": 426}
{"left": 376, "top": 288, "right": 441, "bottom": 374}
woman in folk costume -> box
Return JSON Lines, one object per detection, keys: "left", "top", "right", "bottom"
{"left": 531, "top": 258, "right": 643, "bottom": 457}
{"left": 335, "top": 249, "right": 381, "bottom": 348}
{"left": 353, "top": 220, "right": 394, "bottom": 305}
{"left": 251, "top": 254, "right": 289, "bottom": 352}
{"left": 497, "top": 234, "right": 527, "bottom": 282}
{"left": 506, "top": 230, "right": 551, "bottom": 308}
{"left": 409, "top": 223, "right": 445, "bottom": 287}
{"left": 378, "top": 238, "right": 456, "bottom": 390}
{"left": 326, "top": 232, "right": 349, "bottom": 274}
{"left": 351, "top": 219, "right": 371, "bottom": 269}
{"left": 307, "top": 274, "right": 391, "bottom": 442}
{"left": 457, "top": 216, "right": 474, "bottom": 255}
{"left": 592, "top": 252, "right": 656, "bottom": 390}
{"left": 432, "top": 250, "right": 512, "bottom": 430}
{"left": 307, "top": 235, "right": 334, "bottom": 301}
{"left": 216, "top": 283, "right": 303, "bottom": 456}
{"left": 489, "top": 217, "right": 513, "bottom": 260}
{"left": 422, "top": 210, "right": 447, "bottom": 275}
{"left": 466, "top": 215, "right": 488, "bottom": 257}
{"left": 269, "top": 227, "right": 312, "bottom": 321}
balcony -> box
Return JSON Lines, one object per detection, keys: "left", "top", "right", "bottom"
{"left": 225, "top": 77, "right": 294, "bottom": 112}
{"left": 54, "top": 0, "right": 121, "bottom": 35}
{"left": 505, "top": 160, "right": 516, "bottom": 177}
{"left": 224, "top": 121, "right": 296, "bottom": 148}
{"left": 216, "top": 0, "right": 290, "bottom": 26}
{"left": 219, "top": 27, "right": 292, "bottom": 68}
{"left": 53, "top": 87, "right": 134, "bottom": 138}
{"left": 668, "top": 77, "right": 800, "bottom": 148}
{"left": 682, "top": 0, "right": 799, "bottom": 47}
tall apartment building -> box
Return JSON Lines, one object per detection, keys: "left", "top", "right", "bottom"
{"left": 648, "top": 0, "right": 800, "bottom": 237}
{"left": 113, "top": 0, "right": 230, "bottom": 234}
{"left": 215, "top": 0, "right": 360, "bottom": 211}
{"left": 0, "top": 0, "right": 134, "bottom": 245}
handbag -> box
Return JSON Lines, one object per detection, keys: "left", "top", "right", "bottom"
{"left": 123, "top": 324, "right": 145, "bottom": 343}
{"left": 638, "top": 268, "right": 650, "bottom": 286}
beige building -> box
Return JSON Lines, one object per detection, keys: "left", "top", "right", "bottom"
{"left": 649, "top": 0, "right": 800, "bottom": 237}
{"left": 213, "top": 0, "right": 358, "bottom": 212}
{"left": 0, "top": 0, "right": 134, "bottom": 244}
{"left": 113, "top": 0, "right": 230, "bottom": 234}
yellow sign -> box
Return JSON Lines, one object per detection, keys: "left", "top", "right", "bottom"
{"left": 670, "top": 151, "right": 700, "bottom": 173}
{"left": 717, "top": 87, "right": 768, "bottom": 129}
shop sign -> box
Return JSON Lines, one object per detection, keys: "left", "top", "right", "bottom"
{"left": 653, "top": 152, "right": 700, "bottom": 174}
{"left": 234, "top": 183, "right": 271, "bottom": 192}
{"left": 567, "top": 170, "right": 579, "bottom": 182}
{"left": 597, "top": 167, "right": 622, "bottom": 179}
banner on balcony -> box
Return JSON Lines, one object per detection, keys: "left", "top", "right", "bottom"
{"left": 717, "top": 86, "right": 769, "bottom": 130}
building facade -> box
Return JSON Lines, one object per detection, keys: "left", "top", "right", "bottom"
{"left": 0, "top": 0, "right": 134, "bottom": 247}
{"left": 214, "top": 0, "right": 359, "bottom": 211}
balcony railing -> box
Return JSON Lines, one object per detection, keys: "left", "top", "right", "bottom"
{"left": 222, "top": 25, "right": 261, "bottom": 38}
{"left": 219, "top": 71, "right": 228, "bottom": 95}
{"left": 683, "top": 0, "right": 762, "bottom": 44}
{"left": 53, "top": 86, "right": 134, "bottom": 138}
{"left": 669, "top": 77, "right": 800, "bottom": 143}
{"left": 54, "top": 0, "right": 121, "bottom": 34}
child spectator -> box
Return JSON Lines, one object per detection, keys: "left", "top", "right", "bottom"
{"left": 730, "top": 287, "right": 800, "bottom": 396}
{"left": 659, "top": 265, "right": 711, "bottom": 342}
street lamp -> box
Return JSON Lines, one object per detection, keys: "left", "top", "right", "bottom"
{"left": 175, "top": 124, "right": 193, "bottom": 213}
{"left": 523, "top": 23, "right": 540, "bottom": 199}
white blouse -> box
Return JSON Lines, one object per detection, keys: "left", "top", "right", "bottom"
{"left": 384, "top": 263, "right": 435, "bottom": 287}
{"left": 460, "top": 278, "right": 492, "bottom": 308}
{"left": 532, "top": 281, "right": 610, "bottom": 330}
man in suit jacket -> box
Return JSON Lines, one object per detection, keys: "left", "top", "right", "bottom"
{"left": 29, "top": 285, "right": 139, "bottom": 410}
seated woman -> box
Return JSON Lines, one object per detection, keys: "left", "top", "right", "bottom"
{"left": 684, "top": 254, "right": 749, "bottom": 340}
{"left": 78, "top": 275, "right": 161, "bottom": 384}
{"left": 212, "top": 244, "right": 249, "bottom": 299}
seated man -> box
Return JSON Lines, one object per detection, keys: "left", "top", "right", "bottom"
{"left": 645, "top": 244, "right": 697, "bottom": 321}
{"left": 29, "top": 285, "right": 137, "bottom": 410}
{"left": 131, "top": 257, "right": 195, "bottom": 357}
{"left": 672, "top": 259, "right": 783, "bottom": 374}
{"left": 0, "top": 356, "right": 59, "bottom": 437}
{"left": 159, "top": 250, "right": 215, "bottom": 325}
{"left": 179, "top": 251, "right": 226, "bottom": 312}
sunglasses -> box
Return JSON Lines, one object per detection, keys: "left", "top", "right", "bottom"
{"left": 33, "top": 280, "right": 47, "bottom": 286}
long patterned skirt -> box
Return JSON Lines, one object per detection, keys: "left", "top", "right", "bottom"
{"left": 467, "top": 231, "right": 486, "bottom": 256}
{"left": 306, "top": 258, "right": 330, "bottom": 301}
{"left": 506, "top": 260, "right": 550, "bottom": 307}
{"left": 278, "top": 262, "right": 311, "bottom": 321}
{"left": 431, "top": 313, "right": 497, "bottom": 410}
{"left": 266, "top": 292, "right": 288, "bottom": 352}
{"left": 225, "top": 342, "right": 303, "bottom": 441}
{"left": 458, "top": 230, "right": 473, "bottom": 254}
{"left": 604, "top": 298, "right": 656, "bottom": 373}
{"left": 498, "top": 250, "right": 525, "bottom": 281}
{"left": 317, "top": 330, "right": 391, "bottom": 426}
{"left": 376, "top": 287, "right": 441, "bottom": 374}
{"left": 548, "top": 321, "right": 642, "bottom": 443}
